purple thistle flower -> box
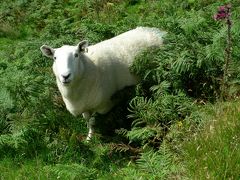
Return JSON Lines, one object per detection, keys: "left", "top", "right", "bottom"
{"left": 214, "top": 4, "right": 233, "bottom": 100}
{"left": 213, "top": 4, "right": 231, "bottom": 21}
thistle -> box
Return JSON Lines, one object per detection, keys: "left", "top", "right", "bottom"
{"left": 214, "top": 4, "right": 232, "bottom": 100}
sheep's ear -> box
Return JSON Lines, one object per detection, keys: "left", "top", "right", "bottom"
{"left": 40, "top": 45, "right": 55, "bottom": 58}
{"left": 77, "top": 40, "right": 88, "bottom": 53}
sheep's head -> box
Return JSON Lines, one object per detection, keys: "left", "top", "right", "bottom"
{"left": 40, "top": 41, "right": 88, "bottom": 86}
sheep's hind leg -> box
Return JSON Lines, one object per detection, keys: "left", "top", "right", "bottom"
{"left": 82, "top": 112, "right": 95, "bottom": 141}
{"left": 87, "top": 117, "right": 95, "bottom": 141}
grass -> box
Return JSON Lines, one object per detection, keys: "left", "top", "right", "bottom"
{"left": 0, "top": 158, "right": 98, "bottom": 179}
{"left": 183, "top": 101, "right": 240, "bottom": 179}
{"left": 0, "top": 158, "right": 50, "bottom": 180}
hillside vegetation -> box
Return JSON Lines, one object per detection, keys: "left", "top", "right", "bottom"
{"left": 0, "top": 0, "right": 239, "bottom": 179}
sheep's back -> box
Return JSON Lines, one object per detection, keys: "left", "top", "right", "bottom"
{"left": 82, "top": 27, "right": 166, "bottom": 112}
{"left": 88, "top": 27, "right": 166, "bottom": 66}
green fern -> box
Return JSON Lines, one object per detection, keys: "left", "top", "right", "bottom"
{"left": 116, "top": 144, "right": 180, "bottom": 179}
{"left": 136, "top": 149, "right": 176, "bottom": 179}
{"left": 127, "top": 127, "right": 159, "bottom": 144}
{"left": 0, "top": 88, "right": 14, "bottom": 110}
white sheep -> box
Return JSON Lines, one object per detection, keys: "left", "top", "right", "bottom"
{"left": 40, "top": 27, "right": 166, "bottom": 140}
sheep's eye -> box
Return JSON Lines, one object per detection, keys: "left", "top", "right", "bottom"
{"left": 53, "top": 56, "right": 56, "bottom": 60}
{"left": 74, "top": 53, "right": 78, "bottom": 58}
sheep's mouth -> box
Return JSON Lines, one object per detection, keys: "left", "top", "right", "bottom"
{"left": 62, "top": 80, "right": 71, "bottom": 85}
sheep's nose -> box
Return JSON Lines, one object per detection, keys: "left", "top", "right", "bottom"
{"left": 62, "top": 73, "right": 71, "bottom": 80}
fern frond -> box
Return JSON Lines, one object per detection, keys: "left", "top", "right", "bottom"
{"left": 150, "top": 80, "right": 170, "bottom": 96}
{"left": 127, "top": 127, "right": 159, "bottom": 143}
{"left": 0, "top": 88, "right": 14, "bottom": 110}
{"left": 109, "top": 143, "right": 141, "bottom": 154}
{"left": 0, "top": 130, "right": 27, "bottom": 149}
{"left": 136, "top": 145, "right": 178, "bottom": 179}
{"left": 115, "top": 128, "right": 128, "bottom": 136}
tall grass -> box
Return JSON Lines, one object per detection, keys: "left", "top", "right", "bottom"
{"left": 183, "top": 102, "right": 240, "bottom": 179}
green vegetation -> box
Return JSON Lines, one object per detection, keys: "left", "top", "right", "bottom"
{"left": 0, "top": 0, "right": 239, "bottom": 179}
{"left": 184, "top": 102, "right": 240, "bottom": 179}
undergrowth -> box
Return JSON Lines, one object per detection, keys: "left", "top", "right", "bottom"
{"left": 184, "top": 101, "right": 240, "bottom": 179}
{"left": 0, "top": 0, "right": 240, "bottom": 179}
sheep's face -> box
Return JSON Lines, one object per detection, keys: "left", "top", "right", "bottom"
{"left": 40, "top": 41, "right": 88, "bottom": 86}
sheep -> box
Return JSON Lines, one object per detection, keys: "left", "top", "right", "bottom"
{"left": 40, "top": 27, "right": 166, "bottom": 140}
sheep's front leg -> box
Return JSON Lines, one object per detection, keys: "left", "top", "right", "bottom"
{"left": 82, "top": 112, "right": 95, "bottom": 141}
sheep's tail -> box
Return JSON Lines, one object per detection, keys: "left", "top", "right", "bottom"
{"left": 136, "top": 26, "right": 167, "bottom": 37}
{"left": 136, "top": 26, "right": 167, "bottom": 46}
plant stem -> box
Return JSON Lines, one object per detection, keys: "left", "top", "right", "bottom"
{"left": 221, "top": 12, "right": 232, "bottom": 100}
